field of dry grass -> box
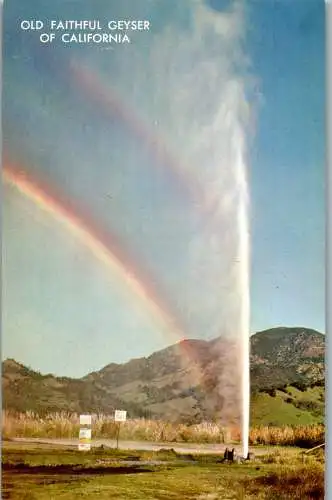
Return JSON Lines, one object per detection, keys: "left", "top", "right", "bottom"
{"left": 246, "top": 464, "right": 324, "bottom": 499}
{"left": 2, "top": 411, "right": 325, "bottom": 448}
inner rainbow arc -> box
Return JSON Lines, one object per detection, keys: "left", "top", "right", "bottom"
{"left": 3, "top": 162, "right": 207, "bottom": 385}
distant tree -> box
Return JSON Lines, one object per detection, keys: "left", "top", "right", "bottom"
{"left": 291, "top": 381, "right": 307, "bottom": 392}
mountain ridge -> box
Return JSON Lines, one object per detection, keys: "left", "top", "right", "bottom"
{"left": 2, "top": 327, "right": 325, "bottom": 424}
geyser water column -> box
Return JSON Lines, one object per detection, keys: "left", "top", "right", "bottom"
{"left": 138, "top": 1, "right": 251, "bottom": 457}
{"left": 79, "top": 1, "right": 251, "bottom": 454}
{"left": 232, "top": 112, "right": 251, "bottom": 460}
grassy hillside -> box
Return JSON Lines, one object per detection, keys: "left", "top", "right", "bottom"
{"left": 251, "top": 385, "right": 324, "bottom": 426}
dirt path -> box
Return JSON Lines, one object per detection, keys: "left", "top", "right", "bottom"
{"left": 10, "top": 437, "right": 268, "bottom": 456}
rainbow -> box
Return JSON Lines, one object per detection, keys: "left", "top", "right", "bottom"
{"left": 3, "top": 162, "right": 203, "bottom": 383}
{"left": 3, "top": 163, "right": 183, "bottom": 341}
{"left": 69, "top": 61, "right": 211, "bottom": 214}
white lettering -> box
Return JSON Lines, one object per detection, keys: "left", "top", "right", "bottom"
{"left": 40, "top": 33, "right": 55, "bottom": 43}
{"left": 61, "top": 32, "right": 130, "bottom": 44}
{"left": 20, "top": 20, "right": 30, "bottom": 30}
{"left": 51, "top": 20, "right": 102, "bottom": 30}
{"left": 20, "top": 20, "right": 43, "bottom": 30}
{"left": 107, "top": 20, "right": 150, "bottom": 31}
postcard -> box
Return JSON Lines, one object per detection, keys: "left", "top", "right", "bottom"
{"left": 2, "top": 1, "right": 325, "bottom": 498}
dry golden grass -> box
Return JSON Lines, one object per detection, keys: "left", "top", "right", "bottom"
{"left": 249, "top": 424, "right": 325, "bottom": 448}
{"left": 246, "top": 464, "right": 325, "bottom": 499}
{"left": 2, "top": 411, "right": 325, "bottom": 448}
{"left": 2, "top": 411, "right": 232, "bottom": 442}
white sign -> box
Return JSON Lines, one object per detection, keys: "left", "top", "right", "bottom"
{"left": 114, "top": 410, "right": 127, "bottom": 422}
{"left": 80, "top": 414, "right": 92, "bottom": 426}
{"left": 78, "top": 428, "right": 92, "bottom": 451}
{"left": 79, "top": 428, "right": 92, "bottom": 439}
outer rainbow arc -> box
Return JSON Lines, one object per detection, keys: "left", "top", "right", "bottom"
{"left": 69, "top": 61, "right": 207, "bottom": 212}
{"left": 3, "top": 163, "right": 204, "bottom": 383}
{"left": 69, "top": 61, "right": 232, "bottom": 231}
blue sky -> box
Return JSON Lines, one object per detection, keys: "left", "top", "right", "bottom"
{"left": 2, "top": 0, "right": 325, "bottom": 377}
{"left": 248, "top": 0, "right": 325, "bottom": 333}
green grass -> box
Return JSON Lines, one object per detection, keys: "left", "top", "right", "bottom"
{"left": 2, "top": 443, "right": 325, "bottom": 500}
{"left": 250, "top": 387, "right": 324, "bottom": 427}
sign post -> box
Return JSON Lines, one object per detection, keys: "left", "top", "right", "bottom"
{"left": 114, "top": 410, "right": 127, "bottom": 450}
{"left": 79, "top": 414, "right": 92, "bottom": 451}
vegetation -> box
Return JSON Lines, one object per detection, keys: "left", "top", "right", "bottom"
{"left": 250, "top": 385, "right": 324, "bottom": 426}
{"left": 249, "top": 425, "right": 324, "bottom": 448}
{"left": 2, "top": 410, "right": 325, "bottom": 449}
{"left": 2, "top": 326, "right": 325, "bottom": 498}
{"left": 247, "top": 465, "right": 324, "bottom": 499}
{"left": 2, "top": 442, "right": 325, "bottom": 499}
{"left": 2, "top": 410, "right": 236, "bottom": 443}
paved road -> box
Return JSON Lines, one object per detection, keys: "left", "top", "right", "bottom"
{"left": 11, "top": 437, "right": 265, "bottom": 457}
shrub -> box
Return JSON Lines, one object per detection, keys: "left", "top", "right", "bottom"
{"left": 247, "top": 464, "right": 324, "bottom": 499}
{"left": 277, "top": 384, "right": 288, "bottom": 394}
{"left": 291, "top": 381, "right": 307, "bottom": 392}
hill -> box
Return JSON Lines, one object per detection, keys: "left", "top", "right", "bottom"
{"left": 250, "top": 327, "right": 324, "bottom": 390}
{"left": 2, "top": 327, "right": 325, "bottom": 425}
